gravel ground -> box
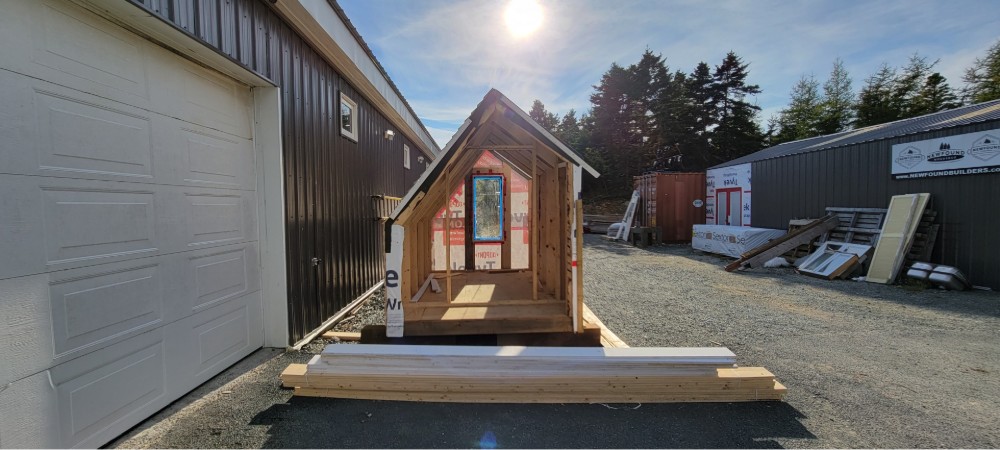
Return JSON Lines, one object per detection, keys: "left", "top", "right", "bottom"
{"left": 110, "top": 235, "right": 1000, "bottom": 448}
{"left": 584, "top": 235, "right": 1000, "bottom": 448}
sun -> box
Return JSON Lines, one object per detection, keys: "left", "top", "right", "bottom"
{"left": 504, "top": 0, "right": 543, "bottom": 38}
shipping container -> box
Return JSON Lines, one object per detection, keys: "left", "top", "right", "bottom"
{"left": 633, "top": 172, "right": 707, "bottom": 243}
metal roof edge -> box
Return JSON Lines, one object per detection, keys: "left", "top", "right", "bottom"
{"left": 275, "top": 0, "right": 440, "bottom": 158}
{"left": 710, "top": 100, "right": 1000, "bottom": 169}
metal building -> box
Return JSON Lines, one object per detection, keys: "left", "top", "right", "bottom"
{"left": 0, "top": 0, "right": 437, "bottom": 447}
{"left": 709, "top": 100, "right": 1000, "bottom": 288}
{"left": 709, "top": 100, "right": 1000, "bottom": 289}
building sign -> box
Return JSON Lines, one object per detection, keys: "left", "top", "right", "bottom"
{"left": 892, "top": 128, "right": 1000, "bottom": 179}
{"left": 706, "top": 163, "right": 751, "bottom": 226}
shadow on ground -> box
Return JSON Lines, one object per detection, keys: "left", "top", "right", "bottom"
{"left": 251, "top": 398, "right": 813, "bottom": 448}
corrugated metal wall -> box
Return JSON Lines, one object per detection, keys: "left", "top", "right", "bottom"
{"left": 128, "top": 0, "right": 424, "bottom": 342}
{"left": 752, "top": 120, "right": 1000, "bottom": 288}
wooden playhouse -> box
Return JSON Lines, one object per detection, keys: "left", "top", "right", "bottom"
{"left": 383, "top": 89, "right": 599, "bottom": 337}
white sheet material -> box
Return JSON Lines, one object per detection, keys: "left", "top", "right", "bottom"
{"left": 691, "top": 225, "right": 787, "bottom": 258}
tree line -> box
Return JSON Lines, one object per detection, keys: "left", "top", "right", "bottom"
{"left": 528, "top": 40, "right": 1000, "bottom": 198}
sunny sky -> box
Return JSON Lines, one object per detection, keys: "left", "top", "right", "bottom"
{"left": 338, "top": 0, "right": 1000, "bottom": 148}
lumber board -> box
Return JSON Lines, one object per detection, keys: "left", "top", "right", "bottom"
{"left": 292, "top": 387, "right": 786, "bottom": 403}
{"left": 582, "top": 303, "right": 629, "bottom": 348}
{"left": 411, "top": 273, "right": 434, "bottom": 303}
{"left": 726, "top": 215, "right": 839, "bottom": 271}
{"left": 321, "top": 331, "right": 361, "bottom": 342}
{"left": 318, "top": 344, "right": 737, "bottom": 361}
{"left": 574, "top": 198, "right": 584, "bottom": 333}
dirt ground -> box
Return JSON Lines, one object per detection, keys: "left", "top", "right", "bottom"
{"left": 110, "top": 235, "right": 1000, "bottom": 448}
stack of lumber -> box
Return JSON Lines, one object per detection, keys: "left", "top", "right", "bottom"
{"left": 281, "top": 345, "right": 786, "bottom": 403}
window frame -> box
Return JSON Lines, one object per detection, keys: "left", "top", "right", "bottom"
{"left": 403, "top": 144, "right": 411, "bottom": 169}
{"left": 339, "top": 92, "right": 358, "bottom": 142}
{"left": 471, "top": 174, "right": 505, "bottom": 243}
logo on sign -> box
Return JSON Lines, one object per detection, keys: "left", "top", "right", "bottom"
{"left": 895, "top": 146, "right": 924, "bottom": 169}
{"left": 926, "top": 142, "right": 965, "bottom": 163}
{"left": 969, "top": 134, "right": 1000, "bottom": 161}
{"left": 693, "top": 199, "right": 704, "bottom": 208}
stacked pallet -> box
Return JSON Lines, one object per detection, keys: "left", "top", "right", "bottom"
{"left": 281, "top": 345, "right": 786, "bottom": 403}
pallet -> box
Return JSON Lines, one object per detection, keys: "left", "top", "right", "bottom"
{"left": 280, "top": 345, "right": 785, "bottom": 403}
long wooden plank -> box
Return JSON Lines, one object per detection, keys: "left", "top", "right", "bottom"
{"left": 317, "top": 344, "right": 737, "bottom": 361}
{"left": 581, "top": 303, "right": 629, "bottom": 348}
{"left": 574, "top": 198, "right": 584, "bottom": 333}
{"left": 725, "top": 214, "right": 839, "bottom": 271}
{"left": 293, "top": 387, "right": 786, "bottom": 403}
{"left": 321, "top": 331, "right": 362, "bottom": 342}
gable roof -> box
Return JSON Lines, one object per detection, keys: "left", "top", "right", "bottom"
{"left": 389, "top": 89, "right": 600, "bottom": 222}
{"left": 712, "top": 99, "right": 1000, "bottom": 169}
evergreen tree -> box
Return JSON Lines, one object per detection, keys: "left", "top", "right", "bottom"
{"left": 963, "top": 39, "right": 1000, "bottom": 103}
{"left": 652, "top": 70, "right": 695, "bottom": 170}
{"left": 589, "top": 63, "right": 638, "bottom": 194}
{"left": 817, "top": 58, "right": 854, "bottom": 134}
{"left": 710, "top": 52, "right": 764, "bottom": 163}
{"left": 913, "top": 73, "right": 960, "bottom": 115}
{"left": 628, "top": 50, "right": 670, "bottom": 172}
{"left": 772, "top": 74, "right": 822, "bottom": 144}
{"left": 684, "top": 63, "right": 718, "bottom": 168}
{"left": 893, "top": 54, "right": 938, "bottom": 119}
{"left": 528, "top": 99, "right": 559, "bottom": 131}
{"left": 854, "top": 63, "right": 898, "bottom": 127}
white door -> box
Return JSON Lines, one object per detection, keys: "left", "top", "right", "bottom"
{"left": 0, "top": 0, "right": 263, "bottom": 447}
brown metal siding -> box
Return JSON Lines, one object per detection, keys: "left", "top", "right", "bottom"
{"left": 752, "top": 120, "right": 1000, "bottom": 288}
{"left": 128, "top": 0, "right": 419, "bottom": 343}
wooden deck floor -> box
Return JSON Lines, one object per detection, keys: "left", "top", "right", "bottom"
{"left": 404, "top": 271, "right": 571, "bottom": 336}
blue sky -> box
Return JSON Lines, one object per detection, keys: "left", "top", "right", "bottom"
{"left": 339, "top": 0, "right": 1000, "bottom": 148}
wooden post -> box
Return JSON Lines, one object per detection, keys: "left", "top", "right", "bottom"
{"left": 575, "top": 198, "right": 585, "bottom": 333}
{"left": 531, "top": 144, "right": 538, "bottom": 300}
{"left": 445, "top": 195, "right": 452, "bottom": 302}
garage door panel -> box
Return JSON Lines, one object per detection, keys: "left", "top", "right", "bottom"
{"left": 0, "top": 175, "right": 258, "bottom": 280}
{"left": 0, "top": 241, "right": 258, "bottom": 389}
{"left": 34, "top": 88, "right": 154, "bottom": 179}
{"left": 0, "top": 69, "right": 153, "bottom": 183}
{"left": 190, "top": 245, "right": 258, "bottom": 313}
{"left": 0, "top": 0, "right": 151, "bottom": 109}
{"left": 184, "top": 190, "right": 254, "bottom": 247}
{"left": 42, "top": 186, "right": 159, "bottom": 266}
{"left": 1, "top": 69, "right": 255, "bottom": 190}
{"left": 49, "top": 263, "right": 164, "bottom": 357}
{"left": 165, "top": 290, "right": 263, "bottom": 395}
{"left": 0, "top": 0, "right": 250, "bottom": 140}
{"left": 52, "top": 336, "right": 165, "bottom": 447}
{"left": 146, "top": 43, "right": 252, "bottom": 139}
{"left": 178, "top": 125, "right": 255, "bottom": 190}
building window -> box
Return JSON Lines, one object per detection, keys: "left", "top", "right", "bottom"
{"left": 403, "top": 144, "right": 411, "bottom": 169}
{"left": 340, "top": 92, "right": 358, "bottom": 142}
{"left": 472, "top": 174, "right": 504, "bottom": 242}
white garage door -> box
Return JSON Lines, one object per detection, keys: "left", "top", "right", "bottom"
{"left": 0, "top": 0, "right": 263, "bottom": 447}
